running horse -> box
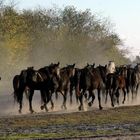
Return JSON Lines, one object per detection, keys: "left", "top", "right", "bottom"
{"left": 57, "top": 64, "right": 75, "bottom": 109}
{"left": 106, "top": 65, "right": 127, "bottom": 107}
{"left": 131, "top": 63, "right": 140, "bottom": 99}
{"left": 13, "top": 62, "right": 60, "bottom": 113}
{"left": 76, "top": 64, "right": 104, "bottom": 110}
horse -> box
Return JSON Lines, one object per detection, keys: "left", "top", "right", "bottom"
{"left": 125, "top": 65, "right": 134, "bottom": 99}
{"left": 13, "top": 74, "right": 29, "bottom": 103}
{"left": 57, "top": 64, "right": 75, "bottom": 109}
{"left": 13, "top": 62, "right": 60, "bottom": 113}
{"left": 76, "top": 64, "right": 104, "bottom": 111}
{"left": 131, "top": 63, "right": 140, "bottom": 99}
{"left": 69, "top": 68, "right": 83, "bottom": 105}
{"left": 106, "top": 66, "right": 127, "bottom": 107}
{"left": 38, "top": 63, "right": 60, "bottom": 110}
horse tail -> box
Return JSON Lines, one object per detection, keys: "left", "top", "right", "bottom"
{"left": 13, "top": 75, "right": 24, "bottom": 104}
{"left": 13, "top": 75, "right": 20, "bottom": 103}
{"left": 13, "top": 91, "right": 17, "bottom": 104}
{"left": 13, "top": 89, "right": 21, "bottom": 104}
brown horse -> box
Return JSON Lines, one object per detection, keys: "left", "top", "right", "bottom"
{"left": 57, "top": 64, "right": 75, "bottom": 109}
{"left": 106, "top": 66, "right": 127, "bottom": 107}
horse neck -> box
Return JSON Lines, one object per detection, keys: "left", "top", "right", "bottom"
{"left": 41, "top": 67, "right": 52, "bottom": 80}
{"left": 60, "top": 68, "right": 70, "bottom": 81}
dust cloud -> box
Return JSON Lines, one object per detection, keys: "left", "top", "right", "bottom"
{"left": 1, "top": 87, "right": 140, "bottom": 116}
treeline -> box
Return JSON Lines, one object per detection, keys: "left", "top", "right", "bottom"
{"left": 0, "top": 1, "right": 130, "bottom": 78}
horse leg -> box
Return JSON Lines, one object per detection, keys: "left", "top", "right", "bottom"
{"left": 61, "top": 90, "right": 67, "bottom": 110}
{"left": 70, "top": 86, "right": 73, "bottom": 105}
{"left": 63, "top": 90, "right": 68, "bottom": 110}
{"left": 131, "top": 86, "right": 135, "bottom": 101}
{"left": 78, "top": 93, "right": 84, "bottom": 111}
{"left": 135, "top": 84, "right": 139, "bottom": 99}
{"left": 115, "top": 88, "right": 120, "bottom": 105}
{"left": 40, "top": 90, "right": 49, "bottom": 112}
{"left": 45, "top": 91, "right": 53, "bottom": 111}
{"left": 126, "top": 84, "right": 130, "bottom": 101}
{"left": 18, "top": 89, "right": 24, "bottom": 113}
{"left": 88, "top": 89, "right": 95, "bottom": 107}
{"left": 50, "top": 97, "right": 54, "bottom": 110}
{"left": 19, "top": 100, "right": 22, "bottom": 114}
{"left": 122, "top": 88, "right": 126, "bottom": 104}
{"left": 97, "top": 88, "right": 103, "bottom": 110}
{"left": 105, "top": 89, "right": 108, "bottom": 104}
{"left": 75, "top": 91, "right": 79, "bottom": 104}
{"left": 109, "top": 89, "right": 114, "bottom": 107}
{"left": 29, "top": 90, "right": 35, "bottom": 113}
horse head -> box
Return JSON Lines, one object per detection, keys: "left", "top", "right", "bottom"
{"left": 66, "top": 64, "right": 76, "bottom": 78}
{"left": 26, "top": 66, "right": 37, "bottom": 82}
{"left": 48, "top": 62, "right": 60, "bottom": 79}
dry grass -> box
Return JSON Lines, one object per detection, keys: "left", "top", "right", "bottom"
{"left": 1, "top": 105, "right": 140, "bottom": 139}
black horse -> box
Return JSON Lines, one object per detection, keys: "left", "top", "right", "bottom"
{"left": 13, "top": 62, "right": 60, "bottom": 113}
{"left": 76, "top": 64, "right": 104, "bottom": 111}
{"left": 125, "top": 65, "right": 134, "bottom": 100}
{"left": 131, "top": 63, "right": 140, "bottom": 99}
{"left": 13, "top": 74, "right": 30, "bottom": 102}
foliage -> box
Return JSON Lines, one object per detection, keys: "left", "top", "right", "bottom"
{"left": 0, "top": 1, "right": 129, "bottom": 78}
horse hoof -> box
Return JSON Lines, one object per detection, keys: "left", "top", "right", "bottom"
{"left": 122, "top": 101, "right": 125, "bottom": 104}
{"left": 111, "top": 104, "right": 114, "bottom": 107}
{"left": 88, "top": 102, "right": 92, "bottom": 107}
{"left": 40, "top": 105, "right": 44, "bottom": 110}
{"left": 30, "top": 110, "right": 35, "bottom": 114}
{"left": 78, "top": 106, "right": 83, "bottom": 111}
{"left": 51, "top": 106, "right": 54, "bottom": 110}
{"left": 99, "top": 106, "right": 103, "bottom": 110}
{"left": 18, "top": 110, "right": 22, "bottom": 114}
{"left": 78, "top": 106, "right": 81, "bottom": 111}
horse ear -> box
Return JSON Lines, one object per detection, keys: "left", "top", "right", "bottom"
{"left": 87, "top": 63, "right": 89, "bottom": 66}
{"left": 105, "top": 65, "right": 107, "bottom": 68}
{"left": 93, "top": 63, "right": 95, "bottom": 67}
{"left": 73, "top": 63, "right": 75, "bottom": 67}
{"left": 57, "top": 62, "right": 60, "bottom": 66}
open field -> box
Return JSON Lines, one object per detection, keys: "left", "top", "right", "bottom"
{"left": 1, "top": 104, "right": 140, "bottom": 139}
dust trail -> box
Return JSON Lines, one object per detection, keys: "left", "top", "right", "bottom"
{"left": 1, "top": 88, "right": 140, "bottom": 116}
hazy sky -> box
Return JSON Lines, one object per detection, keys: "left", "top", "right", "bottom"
{"left": 14, "top": 0, "right": 140, "bottom": 58}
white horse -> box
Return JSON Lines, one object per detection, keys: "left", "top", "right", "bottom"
{"left": 107, "top": 61, "right": 116, "bottom": 74}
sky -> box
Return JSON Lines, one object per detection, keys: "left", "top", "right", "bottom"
{"left": 10, "top": 0, "right": 140, "bottom": 58}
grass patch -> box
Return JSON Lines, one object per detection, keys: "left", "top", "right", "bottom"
{"left": 0, "top": 130, "right": 94, "bottom": 140}
{"left": 1, "top": 105, "right": 140, "bottom": 139}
